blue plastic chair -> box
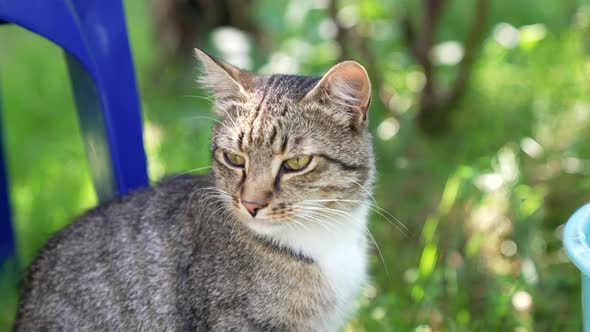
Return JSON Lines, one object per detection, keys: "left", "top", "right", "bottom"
{"left": 564, "top": 203, "right": 590, "bottom": 332}
{"left": 0, "top": 0, "right": 149, "bottom": 264}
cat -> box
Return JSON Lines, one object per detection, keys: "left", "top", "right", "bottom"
{"left": 14, "top": 49, "right": 375, "bottom": 332}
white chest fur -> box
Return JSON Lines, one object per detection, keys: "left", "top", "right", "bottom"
{"left": 271, "top": 205, "right": 370, "bottom": 331}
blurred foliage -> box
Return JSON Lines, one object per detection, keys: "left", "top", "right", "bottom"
{"left": 1, "top": 0, "right": 590, "bottom": 330}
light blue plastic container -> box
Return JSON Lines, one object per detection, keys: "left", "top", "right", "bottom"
{"left": 564, "top": 203, "right": 590, "bottom": 332}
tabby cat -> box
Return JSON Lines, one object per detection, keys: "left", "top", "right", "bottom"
{"left": 15, "top": 49, "right": 375, "bottom": 332}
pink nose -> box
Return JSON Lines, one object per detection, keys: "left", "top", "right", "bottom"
{"left": 242, "top": 201, "right": 265, "bottom": 217}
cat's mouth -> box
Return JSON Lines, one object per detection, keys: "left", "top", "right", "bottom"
{"left": 236, "top": 203, "right": 296, "bottom": 222}
{"left": 230, "top": 200, "right": 302, "bottom": 233}
{"left": 237, "top": 212, "right": 294, "bottom": 237}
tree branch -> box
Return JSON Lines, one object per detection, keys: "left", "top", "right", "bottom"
{"left": 399, "top": 0, "right": 489, "bottom": 133}
{"left": 443, "top": 0, "right": 489, "bottom": 109}
{"left": 417, "top": 0, "right": 447, "bottom": 111}
{"left": 328, "top": 0, "right": 351, "bottom": 61}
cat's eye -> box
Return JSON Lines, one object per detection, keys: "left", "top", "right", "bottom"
{"left": 284, "top": 155, "right": 312, "bottom": 171}
{"left": 224, "top": 151, "right": 246, "bottom": 167}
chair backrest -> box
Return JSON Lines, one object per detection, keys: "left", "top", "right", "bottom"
{"left": 0, "top": 0, "right": 149, "bottom": 264}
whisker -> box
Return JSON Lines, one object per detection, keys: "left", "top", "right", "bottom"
{"left": 218, "top": 107, "right": 240, "bottom": 133}
{"left": 286, "top": 217, "right": 311, "bottom": 232}
{"left": 184, "top": 186, "right": 232, "bottom": 218}
{"left": 184, "top": 115, "right": 222, "bottom": 125}
{"left": 299, "top": 207, "right": 390, "bottom": 277}
{"left": 169, "top": 165, "right": 213, "bottom": 180}
{"left": 347, "top": 179, "right": 383, "bottom": 209}
{"left": 301, "top": 199, "right": 410, "bottom": 237}
{"left": 295, "top": 213, "right": 337, "bottom": 232}
{"left": 183, "top": 94, "right": 215, "bottom": 103}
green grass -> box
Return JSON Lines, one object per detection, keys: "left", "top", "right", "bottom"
{"left": 1, "top": 0, "right": 589, "bottom": 330}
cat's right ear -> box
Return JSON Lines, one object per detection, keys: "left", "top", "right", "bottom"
{"left": 195, "top": 49, "right": 251, "bottom": 108}
{"left": 301, "top": 61, "right": 371, "bottom": 126}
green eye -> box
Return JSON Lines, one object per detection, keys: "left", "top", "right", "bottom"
{"left": 224, "top": 151, "right": 245, "bottom": 167}
{"left": 284, "top": 155, "right": 312, "bottom": 171}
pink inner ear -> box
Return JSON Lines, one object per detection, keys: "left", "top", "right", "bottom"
{"left": 327, "top": 62, "right": 372, "bottom": 110}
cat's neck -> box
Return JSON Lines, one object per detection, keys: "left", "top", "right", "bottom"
{"left": 269, "top": 203, "right": 370, "bottom": 330}
{"left": 270, "top": 204, "right": 369, "bottom": 262}
{"left": 273, "top": 205, "right": 368, "bottom": 331}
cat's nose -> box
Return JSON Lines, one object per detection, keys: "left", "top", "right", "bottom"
{"left": 241, "top": 200, "right": 267, "bottom": 217}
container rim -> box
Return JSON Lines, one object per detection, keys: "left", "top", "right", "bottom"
{"left": 564, "top": 202, "right": 590, "bottom": 276}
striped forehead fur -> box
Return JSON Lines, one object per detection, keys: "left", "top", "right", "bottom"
{"left": 210, "top": 74, "right": 316, "bottom": 148}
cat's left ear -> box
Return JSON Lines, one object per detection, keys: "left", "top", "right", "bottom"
{"left": 302, "top": 61, "right": 371, "bottom": 125}
{"left": 195, "top": 48, "right": 252, "bottom": 108}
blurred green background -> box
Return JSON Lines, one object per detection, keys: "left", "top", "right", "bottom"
{"left": 1, "top": 0, "right": 589, "bottom": 330}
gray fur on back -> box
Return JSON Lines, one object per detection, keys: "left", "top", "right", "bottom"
{"left": 15, "top": 175, "right": 329, "bottom": 331}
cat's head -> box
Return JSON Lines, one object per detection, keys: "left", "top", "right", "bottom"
{"left": 196, "top": 49, "right": 375, "bottom": 236}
